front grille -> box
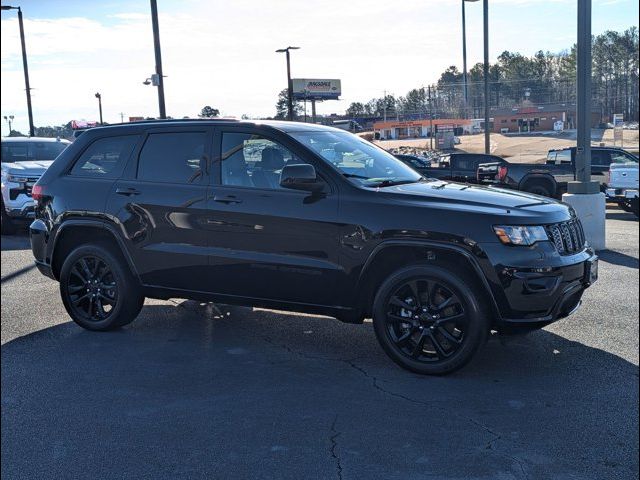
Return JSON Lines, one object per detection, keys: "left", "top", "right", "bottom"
{"left": 545, "top": 219, "right": 586, "bottom": 255}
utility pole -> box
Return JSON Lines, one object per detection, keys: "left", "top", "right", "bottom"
{"left": 428, "top": 85, "right": 434, "bottom": 150}
{"left": 119, "top": 112, "right": 125, "bottom": 123}
{"left": 483, "top": 0, "right": 490, "bottom": 154}
{"left": 150, "top": 0, "right": 166, "bottom": 119}
{"left": 95, "top": 92, "right": 103, "bottom": 124}
{"left": 383, "top": 89, "right": 387, "bottom": 123}
{"left": 562, "top": 0, "right": 605, "bottom": 250}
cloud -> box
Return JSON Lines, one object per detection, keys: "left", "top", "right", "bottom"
{"left": 1, "top": 0, "right": 637, "bottom": 132}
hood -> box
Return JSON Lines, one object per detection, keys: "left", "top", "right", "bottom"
{"left": 2, "top": 160, "right": 54, "bottom": 176}
{"left": 375, "top": 180, "right": 571, "bottom": 223}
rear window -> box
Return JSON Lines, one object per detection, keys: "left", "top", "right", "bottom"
{"left": 70, "top": 135, "right": 138, "bottom": 178}
{"left": 547, "top": 150, "right": 572, "bottom": 164}
{"left": 1, "top": 140, "right": 68, "bottom": 163}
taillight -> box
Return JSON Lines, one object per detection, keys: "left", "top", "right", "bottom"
{"left": 497, "top": 166, "right": 508, "bottom": 181}
{"left": 31, "top": 184, "right": 44, "bottom": 201}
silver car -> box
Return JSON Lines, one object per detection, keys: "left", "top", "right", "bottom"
{"left": 1, "top": 136, "right": 71, "bottom": 234}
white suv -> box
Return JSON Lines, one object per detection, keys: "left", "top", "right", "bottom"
{"left": 1, "top": 137, "right": 71, "bottom": 234}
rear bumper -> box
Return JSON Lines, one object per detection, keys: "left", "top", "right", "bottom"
{"left": 606, "top": 188, "right": 639, "bottom": 201}
{"left": 29, "top": 219, "right": 55, "bottom": 279}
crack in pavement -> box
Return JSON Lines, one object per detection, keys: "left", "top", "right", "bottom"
{"left": 169, "top": 300, "right": 530, "bottom": 479}
{"left": 330, "top": 415, "right": 344, "bottom": 480}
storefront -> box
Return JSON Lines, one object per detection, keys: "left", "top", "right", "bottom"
{"left": 373, "top": 119, "right": 472, "bottom": 140}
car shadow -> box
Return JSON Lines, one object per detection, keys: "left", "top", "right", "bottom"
{"left": 598, "top": 249, "right": 639, "bottom": 269}
{"left": 606, "top": 210, "right": 638, "bottom": 222}
{"left": 2, "top": 301, "right": 638, "bottom": 479}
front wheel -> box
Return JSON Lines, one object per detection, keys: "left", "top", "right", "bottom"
{"left": 60, "top": 244, "right": 144, "bottom": 331}
{"left": 372, "top": 265, "right": 489, "bottom": 375}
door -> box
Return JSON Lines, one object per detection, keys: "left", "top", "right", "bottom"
{"left": 107, "top": 127, "right": 213, "bottom": 291}
{"left": 591, "top": 150, "right": 612, "bottom": 185}
{"left": 205, "top": 128, "right": 342, "bottom": 307}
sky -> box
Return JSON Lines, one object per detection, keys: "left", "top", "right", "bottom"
{"left": 1, "top": 0, "right": 638, "bottom": 134}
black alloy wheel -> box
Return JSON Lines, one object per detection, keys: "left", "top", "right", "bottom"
{"left": 385, "top": 278, "right": 467, "bottom": 362}
{"left": 373, "top": 265, "right": 489, "bottom": 375}
{"left": 66, "top": 255, "right": 118, "bottom": 322}
{"left": 60, "top": 244, "right": 144, "bottom": 331}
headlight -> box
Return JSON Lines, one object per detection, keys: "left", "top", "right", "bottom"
{"left": 493, "top": 225, "right": 548, "bottom": 246}
{"left": 6, "top": 174, "right": 28, "bottom": 183}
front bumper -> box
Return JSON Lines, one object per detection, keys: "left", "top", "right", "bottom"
{"left": 478, "top": 241, "right": 598, "bottom": 332}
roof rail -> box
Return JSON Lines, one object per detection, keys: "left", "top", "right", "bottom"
{"left": 101, "top": 118, "right": 241, "bottom": 127}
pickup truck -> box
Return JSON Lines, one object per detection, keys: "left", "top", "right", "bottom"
{"left": 477, "top": 146, "right": 639, "bottom": 197}
{"left": 606, "top": 163, "right": 639, "bottom": 217}
{"left": 397, "top": 152, "right": 506, "bottom": 183}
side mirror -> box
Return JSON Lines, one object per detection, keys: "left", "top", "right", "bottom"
{"left": 280, "top": 164, "right": 324, "bottom": 193}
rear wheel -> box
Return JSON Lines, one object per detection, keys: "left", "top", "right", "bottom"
{"left": 524, "top": 182, "right": 552, "bottom": 197}
{"left": 59, "top": 244, "right": 144, "bottom": 331}
{"left": 372, "top": 265, "right": 489, "bottom": 375}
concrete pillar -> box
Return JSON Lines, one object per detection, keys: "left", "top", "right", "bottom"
{"left": 562, "top": 192, "right": 606, "bottom": 250}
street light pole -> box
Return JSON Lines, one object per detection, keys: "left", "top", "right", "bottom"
{"left": 276, "top": 46, "right": 300, "bottom": 121}
{"left": 482, "top": 0, "right": 490, "bottom": 154}
{"left": 149, "top": 0, "right": 166, "bottom": 119}
{"left": 3, "top": 115, "right": 15, "bottom": 135}
{"left": 1, "top": 5, "right": 35, "bottom": 136}
{"left": 462, "top": 0, "right": 479, "bottom": 120}
{"left": 95, "top": 93, "right": 103, "bottom": 124}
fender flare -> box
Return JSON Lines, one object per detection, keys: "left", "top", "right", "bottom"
{"left": 51, "top": 218, "right": 139, "bottom": 280}
{"left": 519, "top": 173, "right": 557, "bottom": 194}
{"left": 356, "top": 239, "right": 502, "bottom": 321}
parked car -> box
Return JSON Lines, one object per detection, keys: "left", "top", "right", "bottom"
{"left": 394, "top": 154, "right": 433, "bottom": 170}
{"left": 477, "top": 146, "right": 639, "bottom": 197}
{"left": 403, "top": 152, "right": 507, "bottom": 183}
{"left": 1, "top": 136, "right": 71, "bottom": 234}
{"left": 606, "top": 163, "right": 639, "bottom": 218}
{"left": 30, "top": 120, "right": 598, "bottom": 375}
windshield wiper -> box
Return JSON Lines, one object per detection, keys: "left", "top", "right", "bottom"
{"left": 364, "top": 178, "right": 421, "bottom": 188}
{"left": 342, "top": 173, "right": 370, "bottom": 179}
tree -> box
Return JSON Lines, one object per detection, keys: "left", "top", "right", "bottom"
{"left": 346, "top": 102, "right": 366, "bottom": 117}
{"left": 274, "top": 89, "right": 302, "bottom": 120}
{"left": 199, "top": 105, "right": 220, "bottom": 118}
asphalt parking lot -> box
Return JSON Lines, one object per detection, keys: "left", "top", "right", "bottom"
{"left": 1, "top": 206, "right": 638, "bottom": 480}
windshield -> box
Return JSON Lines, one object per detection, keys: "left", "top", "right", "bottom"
{"left": 290, "top": 131, "right": 423, "bottom": 187}
{"left": 1, "top": 141, "right": 69, "bottom": 163}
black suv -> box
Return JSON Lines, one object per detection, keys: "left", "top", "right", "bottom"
{"left": 30, "top": 120, "right": 598, "bottom": 375}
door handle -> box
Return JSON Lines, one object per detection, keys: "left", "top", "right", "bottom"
{"left": 213, "top": 195, "right": 242, "bottom": 204}
{"left": 116, "top": 187, "right": 141, "bottom": 196}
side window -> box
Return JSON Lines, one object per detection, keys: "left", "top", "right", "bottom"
{"left": 611, "top": 151, "right": 638, "bottom": 164}
{"left": 1, "top": 143, "right": 29, "bottom": 162}
{"left": 591, "top": 150, "right": 611, "bottom": 167}
{"left": 137, "top": 132, "right": 206, "bottom": 184}
{"left": 220, "top": 132, "right": 306, "bottom": 190}
{"left": 554, "top": 150, "right": 572, "bottom": 165}
{"left": 70, "top": 135, "right": 138, "bottom": 178}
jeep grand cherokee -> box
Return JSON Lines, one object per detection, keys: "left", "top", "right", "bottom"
{"left": 29, "top": 120, "right": 598, "bottom": 374}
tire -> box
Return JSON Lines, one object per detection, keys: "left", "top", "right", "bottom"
{"left": 372, "top": 264, "right": 489, "bottom": 375}
{"left": 59, "top": 243, "right": 144, "bottom": 331}
{"left": 524, "top": 183, "right": 552, "bottom": 197}
{"left": 620, "top": 202, "right": 633, "bottom": 213}
{"left": 1, "top": 199, "right": 16, "bottom": 235}
{"left": 631, "top": 198, "right": 639, "bottom": 219}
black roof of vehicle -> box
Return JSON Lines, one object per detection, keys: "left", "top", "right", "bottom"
{"left": 86, "top": 119, "right": 345, "bottom": 135}
{"left": 548, "top": 146, "right": 631, "bottom": 152}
